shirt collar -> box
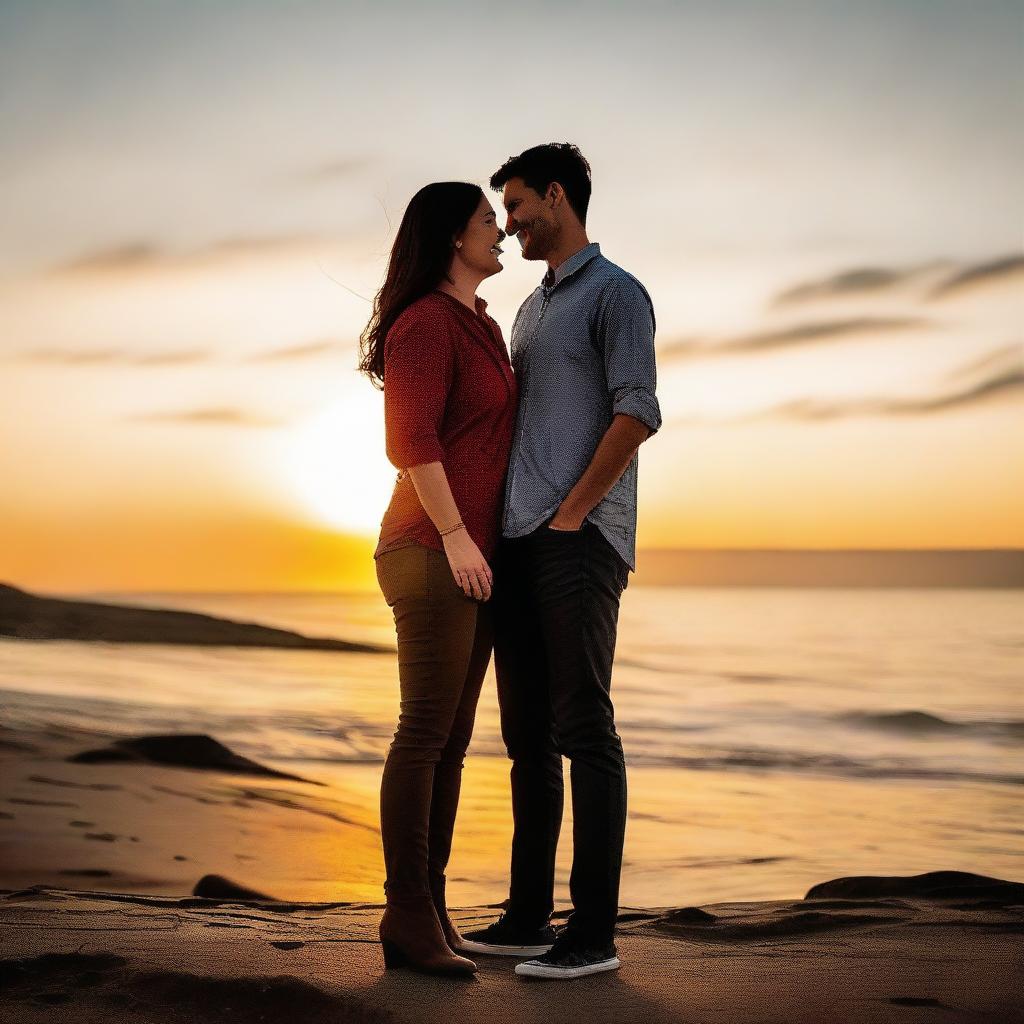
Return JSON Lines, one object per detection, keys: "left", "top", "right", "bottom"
{"left": 542, "top": 242, "right": 601, "bottom": 291}
{"left": 433, "top": 289, "right": 489, "bottom": 317}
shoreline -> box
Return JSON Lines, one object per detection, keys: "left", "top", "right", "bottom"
{"left": 3, "top": 715, "right": 1022, "bottom": 907}
{"left": 2, "top": 718, "right": 1022, "bottom": 1021}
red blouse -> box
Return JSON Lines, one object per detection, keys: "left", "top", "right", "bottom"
{"left": 374, "top": 289, "right": 518, "bottom": 562}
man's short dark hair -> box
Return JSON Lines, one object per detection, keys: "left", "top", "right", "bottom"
{"left": 490, "top": 143, "right": 592, "bottom": 225}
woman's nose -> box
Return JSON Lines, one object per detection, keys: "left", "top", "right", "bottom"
{"left": 496, "top": 229, "right": 506, "bottom": 243}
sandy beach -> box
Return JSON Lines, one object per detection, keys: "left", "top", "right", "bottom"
{"left": 3, "top": 719, "right": 1022, "bottom": 1024}
{"left": 4, "top": 2, "right": 1022, "bottom": 1020}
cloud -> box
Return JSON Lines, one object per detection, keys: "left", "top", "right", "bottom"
{"left": 132, "top": 350, "right": 210, "bottom": 366}
{"left": 127, "top": 407, "right": 286, "bottom": 427}
{"left": 766, "top": 367, "right": 1023, "bottom": 421}
{"left": 52, "top": 234, "right": 332, "bottom": 275}
{"left": 944, "top": 342, "right": 1024, "bottom": 382}
{"left": 15, "top": 347, "right": 210, "bottom": 366}
{"left": 659, "top": 317, "right": 927, "bottom": 361}
{"left": 247, "top": 339, "right": 349, "bottom": 361}
{"left": 771, "top": 253, "right": 1024, "bottom": 307}
{"left": 929, "top": 254, "right": 1024, "bottom": 300}
{"left": 669, "top": 345, "right": 1024, "bottom": 426}
{"left": 58, "top": 244, "right": 163, "bottom": 273}
{"left": 13, "top": 339, "right": 353, "bottom": 367}
{"left": 657, "top": 336, "right": 708, "bottom": 358}
{"left": 772, "top": 262, "right": 948, "bottom": 305}
{"left": 294, "top": 156, "right": 371, "bottom": 184}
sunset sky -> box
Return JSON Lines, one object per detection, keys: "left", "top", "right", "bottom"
{"left": 1, "top": 0, "right": 1022, "bottom": 592}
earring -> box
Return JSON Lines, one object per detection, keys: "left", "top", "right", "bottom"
{"left": 455, "top": 241, "right": 462, "bottom": 249}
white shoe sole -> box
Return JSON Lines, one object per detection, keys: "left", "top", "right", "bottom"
{"left": 515, "top": 956, "right": 620, "bottom": 979}
{"left": 458, "top": 939, "right": 554, "bottom": 957}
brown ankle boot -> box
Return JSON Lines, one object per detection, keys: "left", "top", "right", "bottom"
{"left": 379, "top": 893, "right": 477, "bottom": 976}
{"left": 429, "top": 872, "right": 465, "bottom": 951}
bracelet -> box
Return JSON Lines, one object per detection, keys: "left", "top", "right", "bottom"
{"left": 439, "top": 520, "right": 465, "bottom": 537}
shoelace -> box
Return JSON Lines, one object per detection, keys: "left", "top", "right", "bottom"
{"left": 484, "top": 911, "right": 511, "bottom": 935}
{"left": 543, "top": 927, "right": 615, "bottom": 965}
{"left": 540, "top": 932, "right": 579, "bottom": 962}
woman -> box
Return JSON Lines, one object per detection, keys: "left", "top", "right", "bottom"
{"left": 358, "top": 182, "right": 516, "bottom": 976}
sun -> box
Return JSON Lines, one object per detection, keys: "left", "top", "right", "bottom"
{"left": 277, "top": 389, "right": 396, "bottom": 535}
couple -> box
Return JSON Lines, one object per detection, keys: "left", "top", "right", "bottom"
{"left": 358, "top": 143, "right": 661, "bottom": 981}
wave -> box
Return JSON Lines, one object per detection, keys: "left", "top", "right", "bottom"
{"left": 622, "top": 748, "right": 1024, "bottom": 787}
{"left": 839, "top": 709, "right": 1024, "bottom": 741}
{"left": 272, "top": 742, "right": 1024, "bottom": 788}
{"left": 6, "top": 686, "right": 1022, "bottom": 789}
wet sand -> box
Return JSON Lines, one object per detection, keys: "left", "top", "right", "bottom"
{"left": 2, "top": 721, "right": 1021, "bottom": 1023}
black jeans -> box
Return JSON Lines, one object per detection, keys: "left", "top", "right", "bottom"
{"left": 492, "top": 518, "right": 630, "bottom": 946}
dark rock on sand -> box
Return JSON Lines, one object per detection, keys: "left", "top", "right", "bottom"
{"left": 660, "top": 906, "right": 718, "bottom": 925}
{"left": 192, "top": 874, "right": 274, "bottom": 901}
{"left": 68, "top": 734, "right": 320, "bottom": 785}
{"left": 0, "top": 582, "right": 388, "bottom": 652}
{"left": 805, "top": 870, "right": 1024, "bottom": 904}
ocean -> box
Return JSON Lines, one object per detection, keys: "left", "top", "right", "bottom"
{"left": 2, "top": 586, "right": 1022, "bottom": 907}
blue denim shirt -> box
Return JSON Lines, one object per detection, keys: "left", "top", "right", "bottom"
{"left": 501, "top": 243, "right": 662, "bottom": 571}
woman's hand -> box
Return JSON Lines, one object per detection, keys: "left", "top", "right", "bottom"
{"left": 442, "top": 528, "right": 493, "bottom": 601}
{"left": 399, "top": 463, "right": 491, "bottom": 600}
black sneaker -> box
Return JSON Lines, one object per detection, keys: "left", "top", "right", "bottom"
{"left": 514, "top": 931, "right": 620, "bottom": 979}
{"left": 458, "top": 912, "right": 557, "bottom": 956}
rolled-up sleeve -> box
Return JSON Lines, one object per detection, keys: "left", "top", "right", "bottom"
{"left": 382, "top": 309, "right": 455, "bottom": 470}
{"left": 598, "top": 276, "right": 662, "bottom": 435}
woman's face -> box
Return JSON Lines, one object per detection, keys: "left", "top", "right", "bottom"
{"left": 452, "top": 194, "right": 505, "bottom": 279}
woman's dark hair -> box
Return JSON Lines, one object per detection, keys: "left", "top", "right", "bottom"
{"left": 489, "top": 142, "right": 592, "bottom": 225}
{"left": 358, "top": 181, "right": 483, "bottom": 387}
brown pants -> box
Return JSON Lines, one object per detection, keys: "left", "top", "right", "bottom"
{"left": 375, "top": 542, "right": 493, "bottom": 902}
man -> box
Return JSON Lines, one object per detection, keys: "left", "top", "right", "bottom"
{"left": 459, "top": 143, "right": 661, "bottom": 979}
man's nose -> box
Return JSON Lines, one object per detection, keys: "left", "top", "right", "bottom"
{"left": 504, "top": 215, "right": 517, "bottom": 236}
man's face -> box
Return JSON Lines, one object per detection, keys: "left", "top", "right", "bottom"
{"left": 501, "top": 177, "right": 560, "bottom": 261}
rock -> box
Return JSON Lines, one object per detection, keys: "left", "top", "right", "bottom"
{"left": 68, "top": 734, "right": 320, "bottom": 785}
{"left": 805, "top": 870, "right": 1024, "bottom": 904}
{"left": 0, "top": 582, "right": 388, "bottom": 652}
{"left": 192, "top": 874, "right": 274, "bottom": 901}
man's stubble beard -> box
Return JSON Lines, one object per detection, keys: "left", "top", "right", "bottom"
{"left": 523, "top": 216, "right": 560, "bottom": 262}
